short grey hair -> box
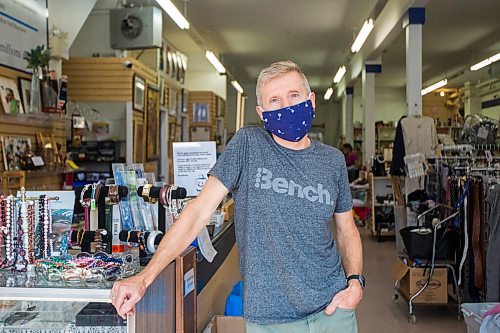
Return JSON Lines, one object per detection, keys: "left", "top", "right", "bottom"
{"left": 256, "top": 60, "right": 311, "bottom": 106}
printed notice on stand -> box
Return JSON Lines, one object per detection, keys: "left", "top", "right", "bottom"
{"left": 173, "top": 141, "right": 217, "bottom": 197}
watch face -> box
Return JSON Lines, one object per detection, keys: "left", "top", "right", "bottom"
{"left": 359, "top": 275, "right": 366, "bottom": 287}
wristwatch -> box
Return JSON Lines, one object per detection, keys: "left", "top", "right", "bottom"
{"left": 346, "top": 274, "right": 366, "bottom": 289}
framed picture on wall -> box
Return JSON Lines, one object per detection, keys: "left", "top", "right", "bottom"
{"left": 166, "top": 46, "right": 172, "bottom": 76}
{"left": 190, "top": 126, "right": 211, "bottom": 141}
{"left": 193, "top": 102, "right": 209, "bottom": 123}
{"left": 146, "top": 84, "right": 160, "bottom": 161}
{"left": 159, "top": 78, "right": 166, "bottom": 106}
{"left": 18, "top": 77, "right": 40, "bottom": 114}
{"left": 132, "top": 74, "right": 146, "bottom": 112}
{"left": 157, "top": 42, "right": 165, "bottom": 72}
{"left": 133, "top": 120, "right": 145, "bottom": 163}
{"left": 168, "top": 88, "right": 177, "bottom": 117}
{"left": 168, "top": 122, "right": 176, "bottom": 142}
{"left": 181, "top": 89, "right": 188, "bottom": 113}
{"left": 0, "top": 76, "right": 24, "bottom": 114}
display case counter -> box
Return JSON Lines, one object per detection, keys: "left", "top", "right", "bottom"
{"left": 0, "top": 247, "right": 197, "bottom": 332}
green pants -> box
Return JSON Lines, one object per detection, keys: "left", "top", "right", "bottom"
{"left": 246, "top": 308, "right": 358, "bottom": 333}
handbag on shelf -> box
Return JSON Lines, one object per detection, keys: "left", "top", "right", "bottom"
{"left": 372, "top": 155, "right": 386, "bottom": 177}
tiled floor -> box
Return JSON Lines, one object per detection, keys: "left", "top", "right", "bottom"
{"left": 356, "top": 228, "right": 467, "bottom": 333}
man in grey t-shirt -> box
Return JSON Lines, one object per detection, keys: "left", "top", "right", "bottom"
{"left": 112, "top": 61, "right": 363, "bottom": 333}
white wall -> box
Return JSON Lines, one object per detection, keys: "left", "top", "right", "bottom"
{"left": 48, "top": 0, "right": 97, "bottom": 48}
{"left": 65, "top": 102, "right": 126, "bottom": 141}
{"left": 353, "top": 82, "right": 406, "bottom": 124}
{"left": 69, "top": 3, "right": 117, "bottom": 57}
{"left": 482, "top": 106, "right": 500, "bottom": 120}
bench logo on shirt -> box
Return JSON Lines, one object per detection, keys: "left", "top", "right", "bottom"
{"left": 254, "top": 167, "right": 334, "bottom": 205}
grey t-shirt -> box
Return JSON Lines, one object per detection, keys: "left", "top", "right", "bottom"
{"left": 208, "top": 126, "right": 353, "bottom": 325}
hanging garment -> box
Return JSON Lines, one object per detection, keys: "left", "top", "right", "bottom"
{"left": 390, "top": 116, "right": 406, "bottom": 176}
{"left": 400, "top": 116, "right": 439, "bottom": 197}
{"left": 471, "top": 179, "right": 485, "bottom": 291}
{"left": 485, "top": 184, "right": 500, "bottom": 302}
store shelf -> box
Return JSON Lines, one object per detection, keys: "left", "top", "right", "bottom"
{"left": 374, "top": 203, "right": 395, "bottom": 207}
{"left": 0, "top": 286, "right": 111, "bottom": 303}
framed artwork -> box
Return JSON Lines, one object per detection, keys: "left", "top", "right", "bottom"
{"left": 190, "top": 126, "right": 211, "bottom": 141}
{"left": 171, "top": 51, "right": 177, "bottom": 80}
{"left": 168, "top": 88, "right": 177, "bottom": 117}
{"left": 168, "top": 122, "right": 176, "bottom": 141}
{"left": 0, "top": 76, "right": 24, "bottom": 114}
{"left": 133, "top": 120, "right": 145, "bottom": 163}
{"left": 166, "top": 46, "right": 172, "bottom": 76}
{"left": 2, "top": 136, "right": 32, "bottom": 171}
{"left": 193, "top": 102, "right": 209, "bottom": 123}
{"left": 146, "top": 84, "right": 160, "bottom": 161}
{"left": 132, "top": 74, "right": 146, "bottom": 112}
{"left": 179, "top": 54, "right": 187, "bottom": 84}
{"left": 159, "top": 78, "right": 166, "bottom": 106}
{"left": 176, "top": 91, "right": 182, "bottom": 116}
{"left": 157, "top": 42, "right": 165, "bottom": 72}
{"left": 18, "top": 77, "right": 39, "bottom": 114}
{"left": 181, "top": 89, "right": 188, "bottom": 113}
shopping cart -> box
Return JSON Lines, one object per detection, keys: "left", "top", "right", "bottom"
{"left": 393, "top": 204, "right": 462, "bottom": 324}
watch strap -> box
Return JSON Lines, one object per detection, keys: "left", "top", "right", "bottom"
{"left": 346, "top": 274, "right": 365, "bottom": 288}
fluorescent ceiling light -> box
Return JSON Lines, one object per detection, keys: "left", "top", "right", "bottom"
{"left": 351, "top": 19, "right": 374, "bottom": 53}
{"left": 205, "top": 51, "right": 226, "bottom": 74}
{"left": 324, "top": 88, "right": 333, "bottom": 100}
{"left": 333, "top": 66, "right": 346, "bottom": 83}
{"left": 156, "top": 0, "right": 190, "bottom": 30}
{"left": 421, "top": 79, "right": 447, "bottom": 96}
{"left": 470, "top": 52, "right": 500, "bottom": 71}
{"left": 231, "top": 80, "right": 243, "bottom": 94}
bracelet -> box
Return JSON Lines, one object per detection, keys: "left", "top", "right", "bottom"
{"left": 141, "top": 184, "right": 157, "bottom": 204}
{"left": 126, "top": 230, "right": 132, "bottom": 248}
{"left": 146, "top": 230, "right": 163, "bottom": 254}
{"left": 159, "top": 185, "right": 168, "bottom": 207}
{"left": 63, "top": 268, "right": 83, "bottom": 285}
{"left": 80, "top": 184, "right": 92, "bottom": 208}
{"left": 84, "top": 267, "right": 103, "bottom": 284}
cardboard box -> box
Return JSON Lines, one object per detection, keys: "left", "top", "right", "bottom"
{"left": 210, "top": 316, "right": 246, "bottom": 333}
{"left": 392, "top": 259, "right": 448, "bottom": 304}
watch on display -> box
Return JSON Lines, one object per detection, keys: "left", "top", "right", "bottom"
{"left": 347, "top": 274, "right": 366, "bottom": 289}
{"left": 141, "top": 184, "right": 157, "bottom": 204}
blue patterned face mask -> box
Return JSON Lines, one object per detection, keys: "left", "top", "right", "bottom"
{"left": 261, "top": 94, "right": 315, "bottom": 142}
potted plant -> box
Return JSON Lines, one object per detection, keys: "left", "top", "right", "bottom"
{"left": 23, "top": 45, "right": 51, "bottom": 113}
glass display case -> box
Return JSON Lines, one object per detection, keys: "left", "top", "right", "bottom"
{"left": 0, "top": 270, "right": 128, "bottom": 332}
{"left": 0, "top": 262, "right": 180, "bottom": 333}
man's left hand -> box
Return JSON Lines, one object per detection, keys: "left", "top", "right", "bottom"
{"left": 324, "top": 280, "right": 363, "bottom": 315}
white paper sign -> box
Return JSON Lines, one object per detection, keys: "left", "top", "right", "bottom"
{"left": 173, "top": 141, "right": 217, "bottom": 197}
{"left": 0, "top": 0, "right": 48, "bottom": 72}
{"left": 197, "top": 226, "right": 217, "bottom": 263}
{"left": 183, "top": 268, "right": 195, "bottom": 297}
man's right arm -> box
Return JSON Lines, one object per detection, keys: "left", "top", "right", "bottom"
{"left": 111, "top": 176, "right": 229, "bottom": 318}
